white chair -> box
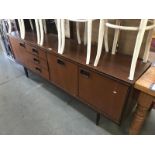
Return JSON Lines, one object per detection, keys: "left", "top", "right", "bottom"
{"left": 94, "top": 19, "right": 155, "bottom": 80}
{"left": 57, "top": 19, "right": 93, "bottom": 65}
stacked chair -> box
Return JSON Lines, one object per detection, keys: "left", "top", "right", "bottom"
{"left": 14, "top": 19, "right": 155, "bottom": 81}
{"left": 17, "top": 19, "right": 47, "bottom": 46}
{"left": 56, "top": 19, "right": 94, "bottom": 64}
{"left": 94, "top": 19, "right": 155, "bottom": 80}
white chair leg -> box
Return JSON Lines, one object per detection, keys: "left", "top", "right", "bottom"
{"left": 86, "top": 20, "right": 92, "bottom": 65}
{"left": 21, "top": 19, "right": 25, "bottom": 39}
{"left": 143, "top": 28, "right": 154, "bottom": 63}
{"left": 128, "top": 19, "right": 148, "bottom": 80}
{"left": 54, "top": 19, "right": 58, "bottom": 31}
{"left": 57, "top": 19, "right": 62, "bottom": 54}
{"left": 60, "top": 19, "right": 65, "bottom": 54}
{"left": 65, "top": 20, "right": 70, "bottom": 38}
{"left": 94, "top": 19, "right": 105, "bottom": 66}
{"left": 8, "top": 19, "right": 12, "bottom": 33}
{"left": 112, "top": 20, "right": 120, "bottom": 55}
{"left": 18, "top": 19, "right": 22, "bottom": 38}
{"left": 76, "top": 22, "right": 81, "bottom": 44}
{"left": 39, "top": 19, "right": 44, "bottom": 46}
{"left": 104, "top": 20, "right": 109, "bottom": 52}
{"left": 84, "top": 22, "right": 87, "bottom": 45}
{"left": 29, "top": 19, "right": 34, "bottom": 30}
{"left": 35, "top": 19, "right": 40, "bottom": 45}
{"left": 43, "top": 19, "right": 47, "bottom": 34}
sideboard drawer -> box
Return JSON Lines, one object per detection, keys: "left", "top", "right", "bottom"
{"left": 27, "top": 54, "right": 48, "bottom": 70}
{"left": 26, "top": 44, "right": 47, "bottom": 61}
{"left": 78, "top": 67, "right": 129, "bottom": 123}
{"left": 47, "top": 53, "right": 78, "bottom": 96}
{"left": 27, "top": 63, "right": 49, "bottom": 80}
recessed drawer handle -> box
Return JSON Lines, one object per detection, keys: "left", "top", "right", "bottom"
{"left": 35, "top": 67, "right": 41, "bottom": 72}
{"left": 32, "top": 48, "right": 38, "bottom": 54}
{"left": 57, "top": 59, "right": 65, "bottom": 66}
{"left": 80, "top": 69, "right": 90, "bottom": 78}
{"left": 33, "top": 58, "right": 40, "bottom": 64}
{"left": 19, "top": 42, "right": 25, "bottom": 48}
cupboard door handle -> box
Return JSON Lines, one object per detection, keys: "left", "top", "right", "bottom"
{"left": 80, "top": 69, "right": 90, "bottom": 78}
{"left": 19, "top": 42, "right": 25, "bottom": 48}
{"left": 33, "top": 58, "right": 40, "bottom": 64}
{"left": 32, "top": 48, "right": 38, "bottom": 54}
{"left": 35, "top": 67, "right": 41, "bottom": 72}
{"left": 57, "top": 59, "right": 65, "bottom": 66}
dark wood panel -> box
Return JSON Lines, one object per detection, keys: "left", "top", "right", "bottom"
{"left": 9, "top": 36, "right": 26, "bottom": 64}
{"left": 47, "top": 53, "right": 78, "bottom": 96}
{"left": 78, "top": 67, "right": 129, "bottom": 122}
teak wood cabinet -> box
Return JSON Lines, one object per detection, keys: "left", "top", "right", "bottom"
{"left": 8, "top": 32, "right": 151, "bottom": 124}
{"left": 78, "top": 67, "right": 129, "bottom": 122}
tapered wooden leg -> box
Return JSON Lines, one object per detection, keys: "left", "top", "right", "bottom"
{"left": 18, "top": 19, "right": 23, "bottom": 38}
{"left": 112, "top": 20, "right": 120, "bottom": 55}
{"left": 84, "top": 22, "right": 87, "bottom": 45}
{"left": 104, "top": 20, "right": 109, "bottom": 52}
{"left": 23, "top": 67, "right": 29, "bottom": 78}
{"left": 96, "top": 113, "right": 101, "bottom": 125}
{"left": 128, "top": 19, "right": 148, "bottom": 80}
{"left": 39, "top": 19, "right": 44, "bottom": 46}
{"left": 29, "top": 19, "right": 34, "bottom": 30}
{"left": 21, "top": 19, "right": 25, "bottom": 39}
{"left": 94, "top": 19, "right": 105, "bottom": 66}
{"left": 129, "top": 92, "right": 154, "bottom": 134}
{"left": 76, "top": 22, "right": 81, "bottom": 44}
{"left": 86, "top": 20, "right": 92, "bottom": 65}
{"left": 65, "top": 20, "right": 70, "bottom": 38}
{"left": 42, "top": 19, "right": 47, "bottom": 34}
{"left": 57, "top": 19, "right": 62, "bottom": 54}
{"left": 35, "top": 19, "right": 40, "bottom": 45}
{"left": 8, "top": 19, "right": 12, "bottom": 33}
{"left": 60, "top": 19, "right": 65, "bottom": 54}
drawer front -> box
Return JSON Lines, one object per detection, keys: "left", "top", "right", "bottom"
{"left": 19, "top": 51, "right": 49, "bottom": 80}
{"left": 26, "top": 43, "right": 47, "bottom": 61}
{"left": 26, "top": 54, "right": 48, "bottom": 70}
{"left": 27, "top": 63, "right": 49, "bottom": 80}
{"left": 78, "top": 67, "right": 129, "bottom": 122}
{"left": 47, "top": 53, "right": 78, "bottom": 96}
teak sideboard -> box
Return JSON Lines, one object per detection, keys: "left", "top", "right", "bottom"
{"left": 8, "top": 31, "right": 151, "bottom": 125}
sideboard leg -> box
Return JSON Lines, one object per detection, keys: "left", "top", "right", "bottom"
{"left": 129, "top": 92, "right": 153, "bottom": 135}
{"left": 96, "top": 113, "right": 100, "bottom": 126}
{"left": 23, "top": 67, "right": 29, "bottom": 78}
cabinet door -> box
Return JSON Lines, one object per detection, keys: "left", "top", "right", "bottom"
{"left": 9, "top": 37, "right": 26, "bottom": 64}
{"left": 47, "top": 53, "right": 78, "bottom": 96}
{"left": 78, "top": 67, "right": 129, "bottom": 123}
